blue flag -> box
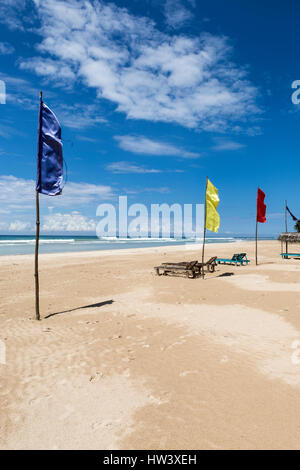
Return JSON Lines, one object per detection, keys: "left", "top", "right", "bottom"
{"left": 286, "top": 206, "right": 298, "bottom": 222}
{"left": 36, "top": 100, "right": 63, "bottom": 196}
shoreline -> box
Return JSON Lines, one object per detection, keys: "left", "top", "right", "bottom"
{"left": 0, "top": 236, "right": 277, "bottom": 258}
{"left": 0, "top": 238, "right": 272, "bottom": 265}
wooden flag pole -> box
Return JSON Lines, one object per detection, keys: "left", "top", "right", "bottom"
{"left": 285, "top": 200, "right": 288, "bottom": 255}
{"left": 255, "top": 187, "right": 258, "bottom": 266}
{"left": 255, "top": 218, "right": 258, "bottom": 266}
{"left": 34, "top": 91, "right": 42, "bottom": 321}
{"left": 35, "top": 189, "right": 40, "bottom": 321}
{"left": 201, "top": 177, "right": 208, "bottom": 278}
{"left": 256, "top": 188, "right": 267, "bottom": 265}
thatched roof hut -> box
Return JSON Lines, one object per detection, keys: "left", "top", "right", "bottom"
{"left": 278, "top": 232, "right": 300, "bottom": 243}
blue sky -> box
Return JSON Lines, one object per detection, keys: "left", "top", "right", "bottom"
{"left": 0, "top": 0, "right": 299, "bottom": 236}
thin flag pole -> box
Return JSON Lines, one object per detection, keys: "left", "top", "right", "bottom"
{"left": 34, "top": 91, "right": 42, "bottom": 321}
{"left": 285, "top": 200, "right": 288, "bottom": 255}
{"left": 255, "top": 187, "right": 259, "bottom": 266}
{"left": 255, "top": 217, "right": 258, "bottom": 266}
{"left": 201, "top": 176, "right": 208, "bottom": 278}
{"left": 35, "top": 189, "right": 40, "bottom": 321}
{"left": 256, "top": 188, "right": 266, "bottom": 265}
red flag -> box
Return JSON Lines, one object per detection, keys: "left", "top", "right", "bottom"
{"left": 257, "top": 188, "right": 266, "bottom": 223}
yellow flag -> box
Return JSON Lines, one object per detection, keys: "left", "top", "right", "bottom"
{"left": 205, "top": 179, "right": 220, "bottom": 233}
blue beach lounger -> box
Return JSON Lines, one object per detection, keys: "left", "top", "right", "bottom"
{"left": 216, "top": 253, "right": 250, "bottom": 266}
{"left": 281, "top": 253, "right": 300, "bottom": 259}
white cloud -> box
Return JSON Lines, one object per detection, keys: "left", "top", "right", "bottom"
{"left": 42, "top": 211, "right": 96, "bottom": 231}
{"left": 115, "top": 135, "right": 201, "bottom": 158}
{"left": 212, "top": 139, "right": 245, "bottom": 151}
{"left": 0, "top": 175, "right": 114, "bottom": 211}
{"left": 0, "top": 221, "right": 9, "bottom": 231}
{"left": 0, "top": 175, "right": 114, "bottom": 232}
{"left": 0, "top": 73, "right": 106, "bottom": 130}
{"left": 0, "top": 73, "right": 38, "bottom": 111}
{"left": 77, "top": 136, "right": 98, "bottom": 143}
{"left": 18, "top": 0, "right": 260, "bottom": 131}
{"left": 122, "top": 186, "right": 170, "bottom": 195}
{"left": 164, "top": 0, "right": 193, "bottom": 29}
{"left": 2, "top": 212, "right": 97, "bottom": 233}
{"left": 0, "top": 0, "right": 29, "bottom": 30}
{"left": 143, "top": 187, "right": 170, "bottom": 193}
{"left": 57, "top": 104, "right": 107, "bottom": 129}
{"left": 0, "top": 42, "right": 15, "bottom": 55}
{"left": 107, "top": 161, "right": 161, "bottom": 174}
{"left": 9, "top": 220, "right": 31, "bottom": 231}
{"left": 62, "top": 180, "right": 114, "bottom": 205}
{"left": 20, "top": 57, "right": 76, "bottom": 81}
{"left": 0, "top": 208, "right": 10, "bottom": 214}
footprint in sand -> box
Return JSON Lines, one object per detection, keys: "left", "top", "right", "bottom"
{"left": 89, "top": 371, "right": 103, "bottom": 383}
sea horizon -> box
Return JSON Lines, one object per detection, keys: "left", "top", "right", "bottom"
{"left": 0, "top": 234, "right": 277, "bottom": 256}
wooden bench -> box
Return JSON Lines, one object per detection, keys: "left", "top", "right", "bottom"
{"left": 155, "top": 257, "right": 217, "bottom": 278}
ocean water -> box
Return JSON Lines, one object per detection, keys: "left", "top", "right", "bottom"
{"left": 0, "top": 235, "right": 276, "bottom": 256}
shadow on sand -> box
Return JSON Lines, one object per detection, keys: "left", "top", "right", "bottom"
{"left": 216, "top": 272, "right": 235, "bottom": 278}
{"left": 45, "top": 300, "right": 114, "bottom": 319}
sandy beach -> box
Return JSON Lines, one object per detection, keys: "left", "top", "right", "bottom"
{"left": 1, "top": 240, "right": 300, "bottom": 450}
